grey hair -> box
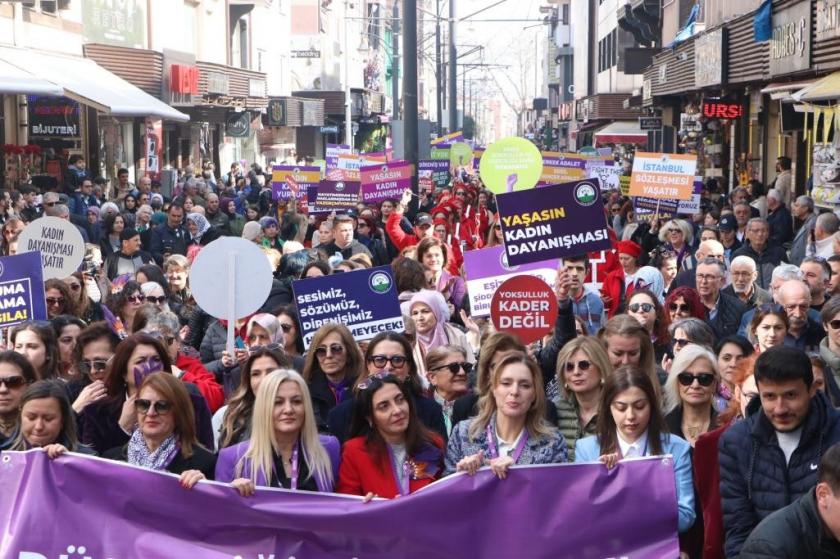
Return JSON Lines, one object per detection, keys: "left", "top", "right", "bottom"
{"left": 667, "top": 318, "right": 715, "bottom": 350}
{"left": 664, "top": 343, "right": 720, "bottom": 413}
{"left": 795, "top": 195, "right": 814, "bottom": 212}
{"left": 766, "top": 189, "right": 782, "bottom": 202}
{"left": 746, "top": 217, "right": 769, "bottom": 231}
{"left": 658, "top": 218, "right": 694, "bottom": 245}
{"left": 696, "top": 256, "right": 727, "bottom": 276}
{"left": 730, "top": 255, "right": 757, "bottom": 272}
{"left": 772, "top": 263, "right": 802, "bottom": 283}
{"left": 817, "top": 212, "right": 840, "bottom": 235}
{"left": 143, "top": 310, "right": 181, "bottom": 335}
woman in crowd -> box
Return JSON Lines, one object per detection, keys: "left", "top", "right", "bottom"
{"left": 355, "top": 216, "right": 388, "bottom": 266}
{"left": 425, "top": 345, "right": 471, "bottom": 436}
{"left": 11, "top": 380, "right": 94, "bottom": 455}
{"left": 664, "top": 344, "right": 720, "bottom": 447}
{"left": 480, "top": 215, "right": 504, "bottom": 249}
{"left": 658, "top": 219, "right": 694, "bottom": 269}
{"left": 81, "top": 333, "right": 214, "bottom": 454}
{"left": 416, "top": 237, "right": 466, "bottom": 311}
{"left": 274, "top": 305, "right": 304, "bottom": 358}
{"left": 63, "top": 272, "right": 105, "bottom": 324}
{"left": 11, "top": 321, "right": 60, "bottom": 381}
{"left": 217, "top": 369, "right": 340, "bottom": 494}
{"left": 625, "top": 288, "right": 670, "bottom": 362}
{"left": 714, "top": 335, "right": 754, "bottom": 413}
{"left": 409, "top": 290, "right": 474, "bottom": 378}
{"left": 135, "top": 264, "right": 169, "bottom": 293}
{"left": 393, "top": 256, "right": 430, "bottom": 314}
{"left": 67, "top": 321, "right": 119, "bottom": 420}
{"left": 1, "top": 217, "right": 23, "bottom": 255}
{"left": 103, "top": 372, "right": 215, "bottom": 485}
{"left": 215, "top": 347, "right": 290, "bottom": 449}
{"left": 445, "top": 353, "right": 568, "bottom": 477}
{"left": 651, "top": 247, "right": 678, "bottom": 297}
{"left": 140, "top": 282, "right": 170, "bottom": 312}
{"left": 51, "top": 315, "right": 86, "bottom": 381}
{"left": 554, "top": 337, "right": 612, "bottom": 460}
{"left": 100, "top": 212, "right": 126, "bottom": 259}
{"left": 107, "top": 280, "right": 146, "bottom": 335}
{"left": 260, "top": 216, "right": 283, "bottom": 252}
{"left": 222, "top": 198, "right": 245, "bottom": 237}
{"left": 669, "top": 318, "right": 716, "bottom": 357}
{"left": 337, "top": 374, "right": 444, "bottom": 499}
{"left": 0, "top": 351, "right": 39, "bottom": 451}
{"left": 303, "top": 324, "right": 364, "bottom": 431}
{"left": 598, "top": 314, "right": 661, "bottom": 387}
{"left": 575, "top": 365, "right": 696, "bottom": 533}
{"left": 302, "top": 260, "right": 330, "bottom": 279}
{"left": 44, "top": 279, "right": 77, "bottom": 320}
{"left": 664, "top": 287, "right": 706, "bottom": 323}
{"left": 749, "top": 308, "right": 789, "bottom": 353}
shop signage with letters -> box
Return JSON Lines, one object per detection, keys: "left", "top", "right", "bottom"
{"left": 267, "top": 99, "right": 287, "bottom": 126}
{"left": 162, "top": 50, "right": 198, "bottom": 106}
{"left": 207, "top": 72, "right": 230, "bottom": 96}
{"left": 702, "top": 101, "right": 743, "bottom": 119}
{"left": 225, "top": 111, "right": 251, "bottom": 138}
{"left": 643, "top": 79, "right": 652, "bottom": 103}
{"left": 291, "top": 49, "right": 321, "bottom": 59}
{"left": 639, "top": 117, "right": 663, "bottom": 131}
{"left": 28, "top": 96, "right": 80, "bottom": 138}
{"left": 694, "top": 29, "right": 726, "bottom": 88}
{"left": 769, "top": 2, "right": 811, "bottom": 77}
{"left": 816, "top": 0, "right": 840, "bottom": 42}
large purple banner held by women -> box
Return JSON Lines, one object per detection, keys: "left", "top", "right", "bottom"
{"left": 0, "top": 451, "right": 679, "bottom": 559}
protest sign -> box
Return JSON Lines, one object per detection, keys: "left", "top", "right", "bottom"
{"left": 0, "top": 451, "right": 679, "bottom": 559}
{"left": 271, "top": 165, "right": 321, "bottom": 200}
{"left": 496, "top": 179, "right": 611, "bottom": 266}
{"left": 430, "top": 144, "right": 451, "bottom": 160}
{"left": 361, "top": 152, "right": 388, "bottom": 166}
{"left": 541, "top": 152, "right": 586, "bottom": 185}
{"left": 0, "top": 251, "right": 47, "bottom": 328}
{"left": 490, "top": 275, "right": 557, "bottom": 344}
{"left": 360, "top": 161, "right": 414, "bottom": 203}
{"left": 480, "top": 137, "right": 543, "bottom": 194}
{"left": 418, "top": 169, "right": 434, "bottom": 194}
{"left": 419, "top": 159, "right": 450, "bottom": 189}
{"left": 310, "top": 180, "right": 361, "bottom": 214}
{"left": 677, "top": 177, "right": 703, "bottom": 214}
{"left": 633, "top": 197, "right": 678, "bottom": 222}
{"left": 472, "top": 147, "right": 485, "bottom": 170}
{"left": 588, "top": 163, "right": 623, "bottom": 191}
{"left": 450, "top": 142, "right": 474, "bottom": 170}
{"left": 326, "top": 144, "right": 351, "bottom": 170}
{"left": 431, "top": 131, "right": 463, "bottom": 145}
{"left": 292, "top": 265, "right": 404, "bottom": 348}
{"left": 629, "top": 152, "right": 697, "bottom": 200}
{"left": 463, "top": 245, "right": 560, "bottom": 317}
{"left": 17, "top": 216, "right": 84, "bottom": 280}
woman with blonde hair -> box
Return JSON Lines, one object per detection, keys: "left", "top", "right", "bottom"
{"left": 425, "top": 344, "right": 471, "bottom": 435}
{"left": 657, "top": 218, "right": 694, "bottom": 269}
{"left": 663, "top": 344, "right": 720, "bottom": 447}
{"left": 554, "top": 337, "right": 612, "bottom": 460}
{"left": 216, "top": 369, "right": 340, "bottom": 494}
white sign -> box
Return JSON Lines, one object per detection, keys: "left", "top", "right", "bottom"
{"left": 588, "top": 164, "right": 622, "bottom": 191}
{"left": 18, "top": 217, "right": 85, "bottom": 280}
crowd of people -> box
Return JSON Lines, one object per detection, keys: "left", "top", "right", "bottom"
{"left": 2, "top": 154, "right": 840, "bottom": 557}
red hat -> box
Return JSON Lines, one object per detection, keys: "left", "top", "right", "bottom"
{"left": 615, "top": 240, "right": 642, "bottom": 259}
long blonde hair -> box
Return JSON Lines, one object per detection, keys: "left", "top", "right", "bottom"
{"left": 468, "top": 353, "right": 555, "bottom": 441}
{"left": 236, "top": 369, "right": 333, "bottom": 488}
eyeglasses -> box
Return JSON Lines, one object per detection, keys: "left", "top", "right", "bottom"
{"left": 677, "top": 373, "right": 716, "bottom": 387}
{"left": 430, "top": 362, "right": 472, "bottom": 374}
{"left": 279, "top": 323, "right": 294, "bottom": 333}
{"left": 45, "top": 297, "right": 65, "bottom": 306}
{"left": 696, "top": 274, "right": 721, "bottom": 283}
{"left": 611, "top": 207, "right": 620, "bottom": 213}
{"left": 368, "top": 354, "right": 409, "bottom": 369}
{"left": 315, "top": 343, "right": 344, "bottom": 358}
{"left": 79, "top": 358, "right": 111, "bottom": 375}
{"left": 44, "top": 202, "right": 57, "bottom": 207}
{"left": 673, "top": 338, "right": 691, "bottom": 348}
{"left": 668, "top": 228, "right": 682, "bottom": 234}
{"left": 564, "top": 359, "right": 591, "bottom": 372}
{"left": 668, "top": 303, "right": 690, "bottom": 313}
{"left": 144, "top": 296, "right": 167, "bottom": 305}
{"left": 358, "top": 372, "right": 397, "bottom": 391}
{"left": 628, "top": 302, "right": 654, "bottom": 313}
{"left": 127, "top": 294, "right": 146, "bottom": 303}
{"left": 0, "top": 375, "right": 27, "bottom": 389}
{"left": 134, "top": 399, "right": 173, "bottom": 415}
{"left": 829, "top": 319, "right": 840, "bottom": 330}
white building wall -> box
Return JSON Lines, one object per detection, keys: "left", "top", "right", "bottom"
{"left": 570, "top": 0, "right": 590, "bottom": 100}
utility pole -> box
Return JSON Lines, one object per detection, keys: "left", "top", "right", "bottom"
{"left": 392, "top": 2, "right": 400, "bottom": 119}
{"left": 448, "top": 0, "right": 457, "bottom": 132}
{"left": 344, "top": 0, "right": 353, "bottom": 148}
{"left": 435, "top": 0, "right": 443, "bottom": 134}
{"left": 403, "top": 0, "right": 419, "bottom": 200}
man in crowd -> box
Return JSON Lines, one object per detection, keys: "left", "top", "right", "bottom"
{"left": 45, "top": 201, "right": 90, "bottom": 243}
{"left": 322, "top": 215, "right": 373, "bottom": 262}
{"left": 790, "top": 196, "right": 818, "bottom": 265}
{"left": 150, "top": 203, "right": 188, "bottom": 265}
{"left": 778, "top": 279, "right": 824, "bottom": 352}
{"left": 205, "top": 193, "right": 230, "bottom": 236}
{"left": 733, "top": 218, "right": 788, "bottom": 289}
{"left": 730, "top": 187, "right": 759, "bottom": 218}
{"left": 766, "top": 189, "right": 793, "bottom": 247}
{"left": 830, "top": 255, "right": 840, "bottom": 298}
{"left": 69, "top": 178, "right": 99, "bottom": 217}
{"left": 717, "top": 213, "right": 741, "bottom": 264}
{"left": 114, "top": 168, "right": 134, "bottom": 202}
{"left": 773, "top": 156, "right": 793, "bottom": 207}
{"left": 809, "top": 212, "right": 840, "bottom": 259}
{"left": 733, "top": 203, "right": 753, "bottom": 242}
{"left": 104, "top": 228, "right": 154, "bottom": 280}
{"left": 385, "top": 190, "right": 436, "bottom": 252}
{"left": 565, "top": 253, "right": 605, "bottom": 334}
{"left": 723, "top": 255, "right": 772, "bottom": 310}
{"left": 719, "top": 346, "right": 840, "bottom": 557}
{"left": 800, "top": 256, "right": 832, "bottom": 312}
{"left": 63, "top": 155, "right": 89, "bottom": 196}
{"left": 695, "top": 257, "right": 745, "bottom": 339}
{"left": 669, "top": 239, "right": 725, "bottom": 292}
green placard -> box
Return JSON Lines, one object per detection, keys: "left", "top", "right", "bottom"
{"left": 449, "top": 142, "right": 473, "bottom": 168}
{"left": 479, "top": 137, "right": 543, "bottom": 194}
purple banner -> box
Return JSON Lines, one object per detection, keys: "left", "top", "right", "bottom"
{"left": 360, "top": 161, "right": 414, "bottom": 203}
{"left": 633, "top": 196, "right": 679, "bottom": 222}
{"left": 310, "top": 180, "right": 361, "bottom": 214}
{"left": 0, "top": 251, "right": 47, "bottom": 328}
{"left": 271, "top": 165, "right": 321, "bottom": 201}
{"left": 0, "top": 451, "right": 679, "bottom": 558}
{"left": 496, "top": 179, "right": 611, "bottom": 266}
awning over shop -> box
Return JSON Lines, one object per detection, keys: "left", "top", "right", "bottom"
{"left": 593, "top": 121, "right": 648, "bottom": 146}
{"left": 792, "top": 72, "right": 840, "bottom": 103}
{"left": 0, "top": 46, "right": 188, "bottom": 122}
{"left": 761, "top": 80, "right": 816, "bottom": 101}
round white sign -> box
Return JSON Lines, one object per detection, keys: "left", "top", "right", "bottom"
{"left": 18, "top": 216, "right": 85, "bottom": 280}
{"left": 189, "top": 237, "right": 274, "bottom": 320}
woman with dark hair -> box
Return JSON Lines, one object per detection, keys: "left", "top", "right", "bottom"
{"left": 416, "top": 236, "right": 465, "bottom": 310}
{"left": 0, "top": 351, "right": 39, "bottom": 451}
{"left": 327, "top": 331, "right": 446, "bottom": 443}
{"left": 624, "top": 288, "right": 671, "bottom": 362}
{"left": 100, "top": 212, "right": 125, "bottom": 259}
{"left": 11, "top": 321, "right": 61, "bottom": 381}
{"left": 51, "top": 315, "right": 86, "bottom": 381}
{"left": 221, "top": 197, "right": 245, "bottom": 237}
{"left": 337, "top": 374, "right": 444, "bottom": 499}
{"left": 714, "top": 335, "right": 754, "bottom": 413}
{"left": 302, "top": 260, "right": 331, "bottom": 278}
{"left": 650, "top": 247, "right": 678, "bottom": 296}
{"left": 0, "top": 217, "right": 23, "bottom": 256}
{"left": 355, "top": 216, "right": 388, "bottom": 266}
{"left": 135, "top": 264, "right": 170, "bottom": 293}
{"left": 63, "top": 272, "right": 105, "bottom": 324}
{"left": 81, "top": 333, "right": 214, "bottom": 454}
{"left": 665, "top": 287, "right": 706, "bottom": 323}
{"left": 575, "top": 365, "right": 696, "bottom": 533}
{"left": 392, "top": 256, "right": 430, "bottom": 313}
{"left": 44, "top": 279, "right": 77, "bottom": 319}
{"left": 749, "top": 307, "right": 789, "bottom": 353}
{"left": 274, "top": 305, "right": 304, "bottom": 357}
{"left": 11, "top": 380, "right": 95, "bottom": 455}
{"left": 106, "top": 280, "right": 146, "bottom": 334}
{"left": 103, "top": 372, "right": 215, "bottom": 484}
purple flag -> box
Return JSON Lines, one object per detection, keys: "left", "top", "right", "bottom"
{"left": 0, "top": 451, "right": 679, "bottom": 558}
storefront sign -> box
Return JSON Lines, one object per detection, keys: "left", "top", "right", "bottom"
{"left": 225, "top": 111, "right": 251, "bottom": 138}
{"left": 206, "top": 71, "right": 230, "bottom": 96}
{"left": 643, "top": 79, "right": 652, "bottom": 103}
{"left": 163, "top": 49, "right": 199, "bottom": 106}
{"left": 770, "top": 2, "right": 811, "bottom": 77}
{"left": 302, "top": 100, "right": 320, "bottom": 126}
{"left": 321, "top": 125, "right": 339, "bottom": 134}
{"left": 490, "top": 275, "right": 557, "bottom": 345}
{"left": 694, "top": 29, "right": 726, "bottom": 88}
{"left": 291, "top": 49, "right": 322, "bottom": 58}
{"left": 629, "top": 152, "right": 697, "bottom": 200}
{"left": 495, "top": 179, "right": 611, "bottom": 266}
{"left": 702, "top": 101, "right": 743, "bottom": 119}
{"left": 680, "top": 113, "right": 702, "bottom": 133}
{"left": 639, "top": 117, "right": 663, "bottom": 131}
{"left": 82, "top": 0, "right": 146, "bottom": 49}
{"left": 27, "top": 96, "right": 80, "bottom": 138}
{"left": 267, "top": 99, "right": 287, "bottom": 126}
{"left": 0, "top": 252, "right": 47, "bottom": 328}
{"left": 817, "top": 0, "right": 840, "bottom": 41}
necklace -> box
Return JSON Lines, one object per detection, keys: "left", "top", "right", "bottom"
{"left": 0, "top": 418, "right": 16, "bottom": 434}
{"left": 683, "top": 418, "right": 709, "bottom": 441}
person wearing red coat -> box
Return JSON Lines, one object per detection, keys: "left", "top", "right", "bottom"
{"left": 337, "top": 374, "right": 443, "bottom": 499}
{"left": 176, "top": 351, "right": 225, "bottom": 413}
{"left": 601, "top": 240, "right": 643, "bottom": 318}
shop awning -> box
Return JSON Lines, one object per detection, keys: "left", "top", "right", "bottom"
{"left": 761, "top": 79, "right": 816, "bottom": 101}
{"left": 0, "top": 46, "right": 188, "bottom": 122}
{"left": 593, "top": 121, "right": 648, "bottom": 146}
{"left": 792, "top": 72, "right": 840, "bottom": 103}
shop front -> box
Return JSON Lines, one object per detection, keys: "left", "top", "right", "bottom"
{"left": 293, "top": 88, "right": 387, "bottom": 155}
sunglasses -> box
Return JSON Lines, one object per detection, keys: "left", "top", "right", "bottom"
{"left": 368, "top": 355, "right": 408, "bottom": 368}
{"left": 669, "top": 303, "right": 690, "bottom": 313}
{"left": 0, "top": 375, "right": 27, "bottom": 389}
{"left": 315, "top": 343, "right": 344, "bottom": 358}
{"left": 134, "top": 399, "right": 173, "bottom": 415}
{"left": 564, "top": 359, "right": 591, "bottom": 372}
{"left": 144, "top": 296, "right": 167, "bottom": 305}
{"left": 677, "top": 373, "right": 716, "bottom": 387}
{"left": 46, "top": 297, "right": 65, "bottom": 306}
{"left": 127, "top": 294, "right": 146, "bottom": 303}
{"left": 673, "top": 338, "right": 691, "bottom": 348}
{"left": 431, "top": 362, "right": 472, "bottom": 374}
{"left": 668, "top": 228, "right": 682, "bottom": 234}
{"left": 611, "top": 207, "right": 620, "bottom": 213}
{"left": 44, "top": 201, "right": 57, "bottom": 207}
{"left": 628, "top": 303, "right": 654, "bottom": 313}
{"left": 829, "top": 320, "right": 840, "bottom": 330}
{"left": 79, "top": 358, "right": 110, "bottom": 375}
{"left": 358, "top": 371, "right": 397, "bottom": 391}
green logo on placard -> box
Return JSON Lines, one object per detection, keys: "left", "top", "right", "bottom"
{"left": 574, "top": 182, "right": 598, "bottom": 206}
{"left": 369, "top": 272, "right": 392, "bottom": 294}
{"left": 479, "top": 137, "right": 543, "bottom": 194}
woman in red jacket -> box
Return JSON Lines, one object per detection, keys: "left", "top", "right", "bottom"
{"left": 337, "top": 374, "right": 444, "bottom": 499}
{"left": 600, "top": 240, "right": 643, "bottom": 318}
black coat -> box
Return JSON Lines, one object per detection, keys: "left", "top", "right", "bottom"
{"left": 327, "top": 393, "right": 446, "bottom": 444}
{"left": 709, "top": 291, "right": 747, "bottom": 341}
{"left": 719, "top": 391, "right": 840, "bottom": 557}
{"left": 740, "top": 489, "right": 840, "bottom": 559}
{"left": 103, "top": 443, "right": 217, "bottom": 479}
{"left": 732, "top": 243, "right": 788, "bottom": 290}
{"left": 308, "top": 370, "right": 350, "bottom": 433}
{"left": 767, "top": 205, "right": 794, "bottom": 248}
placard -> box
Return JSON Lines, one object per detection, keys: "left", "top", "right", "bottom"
{"left": 677, "top": 177, "right": 703, "bottom": 214}
{"left": 271, "top": 165, "right": 321, "bottom": 201}
{"left": 629, "top": 152, "right": 697, "bottom": 200}
{"left": 495, "top": 179, "right": 611, "bottom": 266}
{"left": 310, "top": 180, "right": 361, "bottom": 214}
{"left": 490, "top": 275, "right": 557, "bottom": 345}
{"left": 418, "top": 160, "right": 450, "bottom": 189}
{"left": 480, "top": 137, "right": 543, "bottom": 194}
{"left": 326, "top": 144, "right": 351, "bottom": 170}
{"left": 449, "top": 142, "right": 474, "bottom": 170}
{"left": 17, "top": 217, "right": 85, "bottom": 280}
{"left": 0, "top": 252, "right": 47, "bottom": 328}
{"left": 360, "top": 161, "right": 414, "bottom": 203}
{"left": 292, "top": 266, "right": 405, "bottom": 349}
{"left": 588, "top": 164, "right": 622, "bottom": 191}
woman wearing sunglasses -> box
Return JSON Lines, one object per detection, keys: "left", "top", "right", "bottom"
{"left": 44, "top": 279, "right": 78, "bottom": 320}
{"left": 575, "top": 365, "right": 696, "bottom": 534}
{"left": 664, "top": 287, "right": 706, "bottom": 323}
{"left": 106, "top": 280, "right": 146, "bottom": 335}
{"left": 217, "top": 369, "right": 340, "bottom": 495}
{"left": 81, "top": 334, "right": 214, "bottom": 455}
{"left": 625, "top": 289, "right": 670, "bottom": 363}
{"left": 554, "top": 337, "right": 612, "bottom": 461}
{"left": 63, "top": 272, "right": 105, "bottom": 324}
{"left": 337, "top": 374, "right": 444, "bottom": 499}
{"left": 0, "top": 351, "right": 37, "bottom": 451}
{"left": 445, "top": 353, "right": 568, "bottom": 479}
{"left": 139, "top": 281, "right": 170, "bottom": 312}
{"left": 425, "top": 345, "right": 471, "bottom": 436}
{"left": 103, "top": 372, "right": 215, "bottom": 486}
{"left": 663, "top": 344, "right": 720, "bottom": 448}
{"left": 10, "top": 321, "right": 60, "bottom": 381}
{"left": 11, "top": 380, "right": 95, "bottom": 456}
{"left": 274, "top": 305, "right": 304, "bottom": 358}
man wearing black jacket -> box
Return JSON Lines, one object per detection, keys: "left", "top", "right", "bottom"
{"left": 696, "top": 257, "right": 746, "bottom": 339}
